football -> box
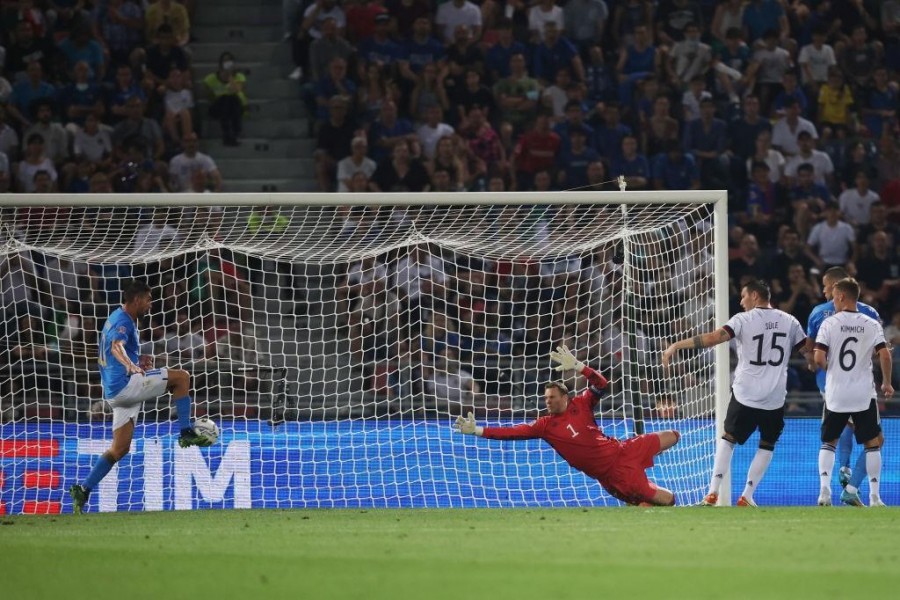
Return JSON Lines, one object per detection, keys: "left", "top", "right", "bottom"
{"left": 193, "top": 417, "right": 219, "bottom": 444}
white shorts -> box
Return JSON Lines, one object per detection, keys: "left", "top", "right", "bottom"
{"left": 107, "top": 368, "right": 169, "bottom": 430}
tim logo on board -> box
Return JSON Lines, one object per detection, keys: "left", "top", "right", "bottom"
{"left": 77, "top": 438, "right": 251, "bottom": 511}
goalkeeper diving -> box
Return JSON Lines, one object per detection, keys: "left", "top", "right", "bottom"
{"left": 454, "top": 346, "right": 680, "bottom": 506}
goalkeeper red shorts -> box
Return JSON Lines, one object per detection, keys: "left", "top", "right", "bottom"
{"left": 600, "top": 433, "right": 661, "bottom": 505}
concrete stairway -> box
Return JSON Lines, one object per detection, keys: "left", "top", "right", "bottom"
{"left": 193, "top": 0, "right": 316, "bottom": 192}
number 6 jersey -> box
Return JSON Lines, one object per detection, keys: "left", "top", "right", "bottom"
{"left": 724, "top": 307, "right": 807, "bottom": 410}
{"left": 815, "top": 311, "right": 886, "bottom": 412}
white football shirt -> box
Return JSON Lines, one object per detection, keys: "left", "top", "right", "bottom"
{"left": 815, "top": 311, "right": 886, "bottom": 412}
{"left": 725, "top": 307, "right": 807, "bottom": 409}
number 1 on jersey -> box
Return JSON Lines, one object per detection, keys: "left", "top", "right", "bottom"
{"left": 566, "top": 424, "right": 579, "bottom": 438}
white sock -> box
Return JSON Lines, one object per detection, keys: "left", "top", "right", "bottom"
{"left": 708, "top": 438, "right": 735, "bottom": 495}
{"left": 818, "top": 444, "right": 835, "bottom": 493}
{"left": 741, "top": 448, "right": 773, "bottom": 500}
{"left": 866, "top": 448, "right": 882, "bottom": 499}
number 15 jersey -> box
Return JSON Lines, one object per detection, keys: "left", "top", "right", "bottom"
{"left": 815, "top": 311, "right": 886, "bottom": 412}
{"left": 724, "top": 307, "right": 806, "bottom": 410}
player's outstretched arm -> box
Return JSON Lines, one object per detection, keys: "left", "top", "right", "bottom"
{"left": 454, "top": 412, "right": 484, "bottom": 436}
{"left": 662, "top": 328, "right": 731, "bottom": 368}
{"left": 549, "top": 345, "right": 609, "bottom": 392}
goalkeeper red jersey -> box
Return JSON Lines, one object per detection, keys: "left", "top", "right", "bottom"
{"left": 481, "top": 366, "right": 621, "bottom": 479}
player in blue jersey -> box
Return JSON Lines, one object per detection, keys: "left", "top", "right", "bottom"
{"left": 69, "top": 279, "right": 212, "bottom": 514}
{"left": 806, "top": 266, "right": 882, "bottom": 506}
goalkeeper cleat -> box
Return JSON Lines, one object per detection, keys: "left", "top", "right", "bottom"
{"left": 869, "top": 496, "right": 887, "bottom": 507}
{"left": 840, "top": 490, "right": 865, "bottom": 507}
{"left": 69, "top": 484, "right": 90, "bottom": 515}
{"left": 838, "top": 466, "right": 852, "bottom": 488}
{"left": 736, "top": 496, "right": 757, "bottom": 507}
{"left": 817, "top": 490, "right": 832, "bottom": 506}
{"left": 178, "top": 428, "right": 214, "bottom": 448}
{"left": 701, "top": 492, "right": 718, "bottom": 506}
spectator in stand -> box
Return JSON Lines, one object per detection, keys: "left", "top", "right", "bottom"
{"left": 0, "top": 106, "right": 18, "bottom": 161}
{"left": 553, "top": 99, "right": 594, "bottom": 151}
{"left": 752, "top": 29, "right": 792, "bottom": 115}
{"left": 460, "top": 105, "right": 504, "bottom": 180}
{"left": 369, "top": 99, "right": 416, "bottom": 163}
{"left": 790, "top": 163, "right": 832, "bottom": 239}
{"left": 728, "top": 233, "right": 765, "bottom": 295}
{"left": 528, "top": 0, "right": 564, "bottom": 43}
{"left": 23, "top": 100, "right": 70, "bottom": 167}
{"left": 388, "top": 0, "right": 431, "bottom": 42}
{"left": 680, "top": 76, "right": 712, "bottom": 123}
{"left": 798, "top": 24, "right": 834, "bottom": 109}
{"left": 314, "top": 95, "right": 358, "bottom": 191}
{"left": 858, "top": 203, "right": 899, "bottom": 252}
{"left": 615, "top": 23, "right": 660, "bottom": 106}
{"left": 839, "top": 141, "right": 877, "bottom": 192}
{"left": 428, "top": 135, "right": 468, "bottom": 190}
{"left": 593, "top": 101, "right": 630, "bottom": 163}
{"left": 399, "top": 16, "right": 445, "bottom": 85}
{"left": 345, "top": 0, "right": 388, "bottom": 44}
{"left": 556, "top": 125, "right": 596, "bottom": 190}
{"left": 145, "top": 0, "right": 190, "bottom": 47}
{"left": 651, "top": 142, "right": 699, "bottom": 191}
{"left": 416, "top": 103, "right": 453, "bottom": 160}
{"left": 435, "top": 0, "right": 482, "bottom": 45}
{"left": 493, "top": 52, "right": 540, "bottom": 134}
{"left": 337, "top": 135, "right": 377, "bottom": 192}
{"left": 532, "top": 21, "right": 584, "bottom": 86}
{"left": 444, "top": 24, "right": 482, "bottom": 92}
{"left": 203, "top": 52, "right": 246, "bottom": 147}
{"left": 856, "top": 231, "right": 900, "bottom": 309}
{"left": 314, "top": 57, "right": 357, "bottom": 123}
{"left": 309, "top": 16, "right": 355, "bottom": 83}
{"left": 741, "top": 161, "right": 785, "bottom": 244}
{"left": 485, "top": 18, "right": 524, "bottom": 83}
{"left": 409, "top": 62, "right": 449, "bottom": 120}
{"left": 563, "top": 0, "right": 608, "bottom": 52}
{"left": 773, "top": 262, "right": 818, "bottom": 324}
{"left": 711, "top": 0, "right": 744, "bottom": 45}
{"left": 655, "top": 0, "right": 702, "bottom": 47}
{"left": 7, "top": 61, "right": 57, "bottom": 130}
{"left": 838, "top": 171, "right": 879, "bottom": 227}
{"left": 106, "top": 64, "right": 146, "bottom": 125}
{"left": 168, "top": 132, "right": 222, "bottom": 192}
{"left": 726, "top": 95, "right": 770, "bottom": 169}
{"left": 144, "top": 24, "right": 190, "bottom": 118}
{"left": 59, "top": 60, "right": 105, "bottom": 130}
{"left": 357, "top": 63, "right": 400, "bottom": 126}
{"left": 4, "top": 20, "right": 58, "bottom": 81}
{"left": 817, "top": 67, "right": 854, "bottom": 132}
{"left": 784, "top": 131, "right": 833, "bottom": 188}
{"left": 667, "top": 22, "right": 711, "bottom": 91}
{"left": 772, "top": 71, "right": 808, "bottom": 118}
{"left": 73, "top": 113, "right": 113, "bottom": 169}
{"left": 768, "top": 228, "right": 814, "bottom": 295}
{"left": 358, "top": 13, "right": 401, "bottom": 70}
{"left": 611, "top": 134, "right": 649, "bottom": 191}
{"left": 92, "top": 0, "right": 146, "bottom": 68}
{"left": 745, "top": 129, "right": 784, "bottom": 185}
{"left": 452, "top": 69, "right": 495, "bottom": 128}
{"left": 373, "top": 139, "right": 428, "bottom": 192}
{"left": 838, "top": 25, "right": 882, "bottom": 92}
{"left": 16, "top": 134, "right": 57, "bottom": 193}
{"left": 742, "top": 0, "right": 788, "bottom": 45}
{"left": 884, "top": 1, "right": 900, "bottom": 72}
{"left": 642, "top": 95, "right": 679, "bottom": 159}
{"left": 111, "top": 96, "right": 164, "bottom": 160}
{"left": 861, "top": 67, "right": 897, "bottom": 141}
{"left": 161, "top": 68, "right": 193, "bottom": 146}
{"left": 771, "top": 98, "right": 817, "bottom": 157}
{"left": 683, "top": 98, "right": 727, "bottom": 189}
{"left": 584, "top": 46, "right": 616, "bottom": 107}
{"left": 58, "top": 21, "right": 106, "bottom": 81}
{"left": 807, "top": 201, "right": 855, "bottom": 270}
{"left": 512, "top": 112, "right": 560, "bottom": 190}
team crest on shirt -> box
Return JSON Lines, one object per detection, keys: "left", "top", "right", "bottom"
{"left": 118, "top": 326, "right": 126, "bottom": 334}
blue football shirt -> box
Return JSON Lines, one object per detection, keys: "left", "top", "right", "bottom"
{"left": 99, "top": 307, "right": 140, "bottom": 398}
{"left": 806, "top": 300, "right": 880, "bottom": 392}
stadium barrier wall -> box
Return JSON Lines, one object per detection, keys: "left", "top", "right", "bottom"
{"left": 2, "top": 419, "right": 895, "bottom": 514}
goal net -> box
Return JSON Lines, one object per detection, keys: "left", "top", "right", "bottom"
{"left": 0, "top": 192, "right": 727, "bottom": 513}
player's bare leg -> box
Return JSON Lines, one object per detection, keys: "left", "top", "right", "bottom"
{"left": 70, "top": 420, "right": 135, "bottom": 514}
{"left": 647, "top": 483, "right": 676, "bottom": 506}
{"left": 654, "top": 430, "right": 680, "bottom": 454}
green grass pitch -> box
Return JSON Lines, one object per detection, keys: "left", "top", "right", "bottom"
{"left": 3, "top": 508, "right": 899, "bottom": 599}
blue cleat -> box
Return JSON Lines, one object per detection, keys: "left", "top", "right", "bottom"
{"left": 838, "top": 466, "right": 851, "bottom": 488}
{"left": 840, "top": 489, "right": 864, "bottom": 507}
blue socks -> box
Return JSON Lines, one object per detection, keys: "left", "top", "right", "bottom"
{"left": 174, "top": 396, "right": 192, "bottom": 430}
{"left": 837, "top": 426, "right": 853, "bottom": 469}
{"left": 848, "top": 449, "right": 868, "bottom": 490}
{"left": 83, "top": 454, "right": 114, "bottom": 491}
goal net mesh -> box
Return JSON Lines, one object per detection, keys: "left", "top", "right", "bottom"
{"left": 0, "top": 198, "right": 718, "bottom": 512}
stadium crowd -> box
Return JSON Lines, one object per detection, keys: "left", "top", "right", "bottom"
{"left": 2, "top": 0, "right": 900, "bottom": 421}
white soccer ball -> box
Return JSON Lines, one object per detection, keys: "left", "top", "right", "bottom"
{"left": 193, "top": 417, "right": 219, "bottom": 444}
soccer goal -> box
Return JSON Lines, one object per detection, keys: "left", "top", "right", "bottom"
{"left": 0, "top": 190, "right": 728, "bottom": 513}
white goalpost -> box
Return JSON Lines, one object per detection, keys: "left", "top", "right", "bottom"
{"left": 0, "top": 190, "right": 729, "bottom": 513}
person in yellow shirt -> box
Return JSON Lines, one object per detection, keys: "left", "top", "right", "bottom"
{"left": 203, "top": 52, "right": 247, "bottom": 146}
{"left": 818, "top": 67, "right": 854, "bottom": 130}
{"left": 145, "top": 0, "right": 190, "bottom": 46}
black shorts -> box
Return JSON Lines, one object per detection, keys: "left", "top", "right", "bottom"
{"left": 724, "top": 395, "right": 785, "bottom": 445}
{"left": 821, "top": 399, "right": 882, "bottom": 444}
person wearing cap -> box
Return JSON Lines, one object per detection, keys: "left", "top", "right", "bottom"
{"left": 346, "top": 0, "right": 389, "bottom": 43}
{"left": 359, "top": 13, "right": 403, "bottom": 68}
{"left": 337, "top": 136, "right": 377, "bottom": 192}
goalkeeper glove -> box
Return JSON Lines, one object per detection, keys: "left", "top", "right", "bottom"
{"left": 454, "top": 412, "right": 483, "bottom": 436}
{"left": 549, "top": 345, "right": 585, "bottom": 373}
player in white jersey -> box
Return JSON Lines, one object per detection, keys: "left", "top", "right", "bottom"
{"left": 813, "top": 278, "right": 893, "bottom": 507}
{"left": 664, "top": 280, "right": 807, "bottom": 506}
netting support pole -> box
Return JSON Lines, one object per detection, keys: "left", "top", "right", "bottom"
{"left": 713, "top": 192, "right": 732, "bottom": 506}
{"left": 619, "top": 202, "right": 643, "bottom": 436}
